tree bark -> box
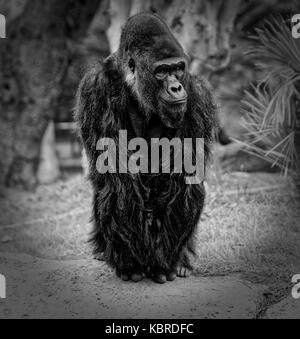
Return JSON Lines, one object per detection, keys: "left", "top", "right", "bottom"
{"left": 37, "top": 121, "right": 60, "bottom": 185}
{"left": 0, "top": 0, "right": 101, "bottom": 189}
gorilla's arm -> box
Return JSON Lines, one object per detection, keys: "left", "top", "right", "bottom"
{"left": 74, "top": 54, "right": 124, "bottom": 185}
{"left": 74, "top": 60, "right": 128, "bottom": 258}
{"left": 74, "top": 65, "right": 108, "bottom": 163}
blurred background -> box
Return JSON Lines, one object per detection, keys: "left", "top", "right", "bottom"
{"left": 0, "top": 0, "right": 299, "bottom": 189}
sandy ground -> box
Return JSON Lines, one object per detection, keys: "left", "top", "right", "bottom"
{"left": 0, "top": 253, "right": 268, "bottom": 319}
{"left": 0, "top": 173, "right": 299, "bottom": 319}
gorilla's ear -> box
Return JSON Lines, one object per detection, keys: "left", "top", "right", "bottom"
{"left": 128, "top": 58, "right": 135, "bottom": 74}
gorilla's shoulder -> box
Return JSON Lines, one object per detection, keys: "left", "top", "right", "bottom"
{"left": 189, "top": 75, "right": 215, "bottom": 108}
{"left": 79, "top": 53, "right": 121, "bottom": 95}
{"left": 74, "top": 53, "right": 123, "bottom": 133}
{"left": 79, "top": 65, "right": 103, "bottom": 94}
{"left": 75, "top": 63, "right": 108, "bottom": 127}
{"left": 193, "top": 76, "right": 214, "bottom": 96}
{"left": 187, "top": 75, "right": 219, "bottom": 137}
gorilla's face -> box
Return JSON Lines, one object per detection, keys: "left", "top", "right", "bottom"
{"left": 153, "top": 57, "right": 188, "bottom": 128}
{"left": 126, "top": 55, "right": 189, "bottom": 129}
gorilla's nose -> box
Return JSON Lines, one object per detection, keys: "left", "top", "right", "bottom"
{"left": 167, "top": 77, "right": 186, "bottom": 102}
{"left": 169, "top": 83, "right": 186, "bottom": 102}
{"left": 170, "top": 84, "right": 183, "bottom": 94}
{"left": 164, "top": 75, "right": 187, "bottom": 104}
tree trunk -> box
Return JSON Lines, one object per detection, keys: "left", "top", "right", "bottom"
{"left": 0, "top": 0, "right": 101, "bottom": 189}
{"left": 37, "top": 121, "right": 60, "bottom": 185}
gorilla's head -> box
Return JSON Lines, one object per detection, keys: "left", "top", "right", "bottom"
{"left": 118, "top": 13, "right": 190, "bottom": 129}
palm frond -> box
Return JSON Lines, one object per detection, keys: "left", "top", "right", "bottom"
{"left": 240, "top": 16, "right": 300, "bottom": 172}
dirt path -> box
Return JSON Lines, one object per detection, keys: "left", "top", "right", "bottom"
{"left": 0, "top": 253, "right": 268, "bottom": 319}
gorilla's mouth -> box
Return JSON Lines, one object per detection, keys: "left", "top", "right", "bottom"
{"left": 160, "top": 97, "right": 187, "bottom": 106}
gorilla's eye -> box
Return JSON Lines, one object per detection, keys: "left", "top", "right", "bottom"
{"left": 128, "top": 58, "right": 135, "bottom": 74}
{"left": 155, "top": 66, "right": 169, "bottom": 80}
{"left": 172, "top": 63, "right": 186, "bottom": 78}
{"left": 174, "top": 67, "right": 185, "bottom": 79}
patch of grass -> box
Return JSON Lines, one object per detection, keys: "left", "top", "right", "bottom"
{"left": 195, "top": 190, "right": 300, "bottom": 303}
{"left": 0, "top": 212, "right": 92, "bottom": 260}
{"left": 0, "top": 175, "right": 93, "bottom": 260}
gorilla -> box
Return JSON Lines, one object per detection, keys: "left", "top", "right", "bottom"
{"left": 75, "top": 13, "right": 218, "bottom": 284}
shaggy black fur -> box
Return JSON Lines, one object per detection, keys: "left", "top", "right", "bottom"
{"left": 75, "top": 13, "right": 218, "bottom": 282}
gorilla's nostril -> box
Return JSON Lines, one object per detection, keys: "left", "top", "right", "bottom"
{"left": 171, "top": 85, "right": 182, "bottom": 93}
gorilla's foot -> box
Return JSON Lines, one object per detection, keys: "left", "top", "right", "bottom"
{"left": 176, "top": 265, "right": 192, "bottom": 278}
{"left": 131, "top": 273, "right": 145, "bottom": 283}
{"left": 116, "top": 270, "right": 145, "bottom": 283}
{"left": 176, "top": 245, "right": 193, "bottom": 278}
{"left": 153, "top": 271, "right": 177, "bottom": 284}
